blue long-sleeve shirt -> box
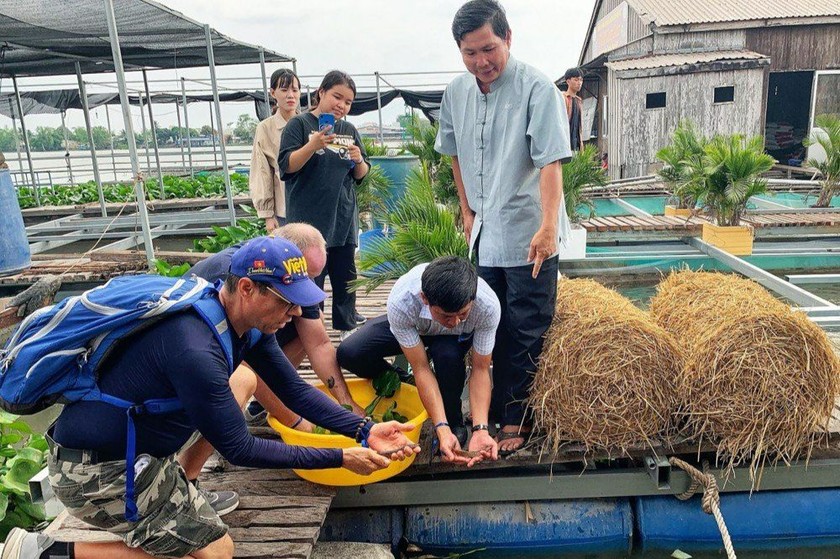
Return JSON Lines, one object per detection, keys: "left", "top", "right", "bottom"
{"left": 53, "top": 309, "right": 361, "bottom": 469}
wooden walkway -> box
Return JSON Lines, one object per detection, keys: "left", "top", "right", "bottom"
{"left": 580, "top": 210, "right": 840, "bottom": 234}
{"left": 44, "top": 467, "right": 335, "bottom": 559}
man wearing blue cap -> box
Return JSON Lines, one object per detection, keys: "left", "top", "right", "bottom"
{"left": 3, "top": 236, "right": 419, "bottom": 559}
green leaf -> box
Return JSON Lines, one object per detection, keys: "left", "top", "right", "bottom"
{"left": 0, "top": 435, "right": 23, "bottom": 446}
{"left": 0, "top": 493, "right": 8, "bottom": 523}
{"left": 372, "top": 369, "right": 401, "bottom": 398}
{"left": 382, "top": 401, "right": 397, "bottom": 422}
{"left": 27, "top": 436, "right": 48, "bottom": 453}
{"left": 0, "top": 411, "right": 20, "bottom": 425}
{"left": 2, "top": 457, "right": 43, "bottom": 495}
{"left": 7, "top": 421, "right": 32, "bottom": 435}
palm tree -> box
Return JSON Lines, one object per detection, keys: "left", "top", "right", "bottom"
{"left": 804, "top": 114, "right": 840, "bottom": 208}
{"left": 696, "top": 134, "right": 775, "bottom": 227}
{"left": 656, "top": 121, "right": 707, "bottom": 210}
{"left": 353, "top": 165, "right": 468, "bottom": 293}
{"left": 562, "top": 144, "right": 607, "bottom": 223}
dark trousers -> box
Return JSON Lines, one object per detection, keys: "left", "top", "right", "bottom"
{"left": 313, "top": 244, "right": 357, "bottom": 332}
{"left": 336, "top": 315, "right": 471, "bottom": 425}
{"left": 477, "top": 256, "right": 558, "bottom": 426}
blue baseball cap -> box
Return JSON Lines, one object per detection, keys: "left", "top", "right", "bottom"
{"left": 230, "top": 236, "right": 326, "bottom": 307}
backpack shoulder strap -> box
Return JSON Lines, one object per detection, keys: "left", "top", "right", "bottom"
{"left": 192, "top": 295, "right": 235, "bottom": 372}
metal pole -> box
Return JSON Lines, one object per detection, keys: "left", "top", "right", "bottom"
{"left": 205, "top": 24, "right": 236, "bottom": 225}
{"left": 142, "top": 69, "right": 165, "bottom": 198}
{"left": 104, "top": 105, "right": 118, "bottom": 181}
{"left": 12, "top": 75, "right": 40, "bottom": 206}
{"left": 60, "top": 111, "right": 75, "bottom": 186}
{"left": 181, "top": 78, "right": 194, "bottom": 178}
{"left": 292, "top": 59, "right": 297, "bottom": 76}
{"left": 375, "top": 71, "right": 384, "bottom": 146}
{"left": 175, "top": 95, "right": 186, "bottom": 172}
{"left": 138, "top": 92, "right": 152, "bottom": 172}
{"left": 9, "top": 101, "right": 24, "bottom": 174}
{"left": 76, "top": 62, "right": 107, "bottom": 217}
{"left": 259, "top": 48, "right": 271, "bottom": 119}
{"left": 208, "top": 101, "right": 218, "bottom": 167}
{"left": 104, "top": 0, "right": 154, "bottom": 264}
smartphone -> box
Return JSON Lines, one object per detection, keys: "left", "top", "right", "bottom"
{"left": 318, "top": 113, "right": 335, "bottom": 134}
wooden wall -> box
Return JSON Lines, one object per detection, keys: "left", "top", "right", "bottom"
{"left": 610, "top": 67, "right": 766, "bottom": 179}
{"left": 583, "top": 0, "right": 651, "bottom": 64}
{"left": 746, "top": 24, "right": 840, "bottom": 71}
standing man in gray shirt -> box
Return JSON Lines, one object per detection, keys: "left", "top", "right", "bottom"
{"left": 435, "top": 0, "right": 573, "bottom": 454}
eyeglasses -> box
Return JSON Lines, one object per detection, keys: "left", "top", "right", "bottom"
{"left": 265, "top": 285, "right": 300, "bottom": 314}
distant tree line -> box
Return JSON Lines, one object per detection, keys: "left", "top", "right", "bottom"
{"left": 0, "top": 113, "right": 259, "bottom": 152}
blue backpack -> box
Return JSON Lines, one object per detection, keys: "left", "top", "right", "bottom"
{"left": 0, "top": 274, "right": 251, "bottom": 521}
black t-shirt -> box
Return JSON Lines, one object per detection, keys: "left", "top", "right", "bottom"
{"left": 277, "top": 113, "right": 368, "bottom": 248}
{"left": 569, "top": 96, "right": 582, "bottom": 152}
{"left": 185, "top": 246, "right": 321, "bottom": 349}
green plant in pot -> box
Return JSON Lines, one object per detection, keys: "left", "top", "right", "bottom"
{"left": 804, "top": 113, "right": 840, "bottom": 208}
{"left": 656, "top": 121, "right": 707, "bottom": 215}
{"left": 559, "top": 145, "right": 606, "bottom": 260}
{"left": 352, "top": 165, "right": 467, "bottom": 293}
{"left": 693, "top": 134, "right": 775, "bottom": 255}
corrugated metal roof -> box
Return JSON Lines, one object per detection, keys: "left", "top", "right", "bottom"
{"left": 606, "top": 50, "right": 767, "bottom": 71}
{"left": 627, "top": 0, "right": 840, "bottom": 27}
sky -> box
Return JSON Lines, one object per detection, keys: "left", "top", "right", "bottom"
{"left": 2, "top": 0, "right": 595, "bottom": 133}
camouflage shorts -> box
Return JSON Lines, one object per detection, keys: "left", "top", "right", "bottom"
{"left": 46, "top": 438, "right": 228, "bottom": 558}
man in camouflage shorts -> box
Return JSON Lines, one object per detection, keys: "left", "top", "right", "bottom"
{"left": 46, "top": 443, "right": 227, "bottom": 558}
{"left": 2, "top": 237, "right": 417, "bottom": 559}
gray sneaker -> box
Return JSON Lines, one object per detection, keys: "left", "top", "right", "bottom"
{"left": 2, "top": 528, "right": 54, "bottom": 559}
{"left": 195, "top": 482, "right": 240, "bottom": 516}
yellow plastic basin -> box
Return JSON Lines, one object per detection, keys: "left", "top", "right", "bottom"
{"left": 267, "top": 378, "right": 428, "bottom": 486}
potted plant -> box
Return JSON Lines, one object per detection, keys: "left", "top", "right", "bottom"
{"left": 656, "top": 121, "right": 706, "bottom": 217}
{"left": 803, "top": 113, "right": 840, "bottom": 208}
{"left": 353, "top": 166, "right": 468, "bottom": 292}
{"left": 560, "top": 145, "right": 606, "bottom": 260}
{"left": 693, "top": 134, "right": 775, "bottom": 256}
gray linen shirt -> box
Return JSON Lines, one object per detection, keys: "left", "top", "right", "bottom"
{"left": 435, "top": 57, "right": 573, "bottom": 268}
{"left": 387, "top": 263, "right": 501, "bottom": 356}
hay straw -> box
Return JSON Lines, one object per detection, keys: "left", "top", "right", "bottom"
{"left": 651, "top": 271, "right": 840, "bottom": 485}
{"left": 529, "top": 278, "right": 684, "bottom": 458}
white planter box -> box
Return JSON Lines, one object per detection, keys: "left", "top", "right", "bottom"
{"left": 558, "top": 225, "right": 587, "bottom": 261}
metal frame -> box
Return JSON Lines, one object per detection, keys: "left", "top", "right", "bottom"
{"left": 142, "top": 69, "right": 166, "bottom": 197}
{"left": 204, "top": 24, "right": 236, "bottom": 226}
{"left": 104, "top": 0, "right": 154, "bottom": 264}
{"left": 75, "top": 61, "right": 107, "bottom": 217}
{"left": 181, "top": 78, "right": 195, "bottom": 177}
{"left": 12, "top": 75, "right": 39, "bottom": 206}
{"left": 332, "top": 457, "right": 840, "bottom": 509}
{"left": 685, "top": 236, "right": 836, "bottom": 308}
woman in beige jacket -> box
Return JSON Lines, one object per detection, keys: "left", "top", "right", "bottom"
{"left": 249, "top": 69, "right": 301, "bottom": 232}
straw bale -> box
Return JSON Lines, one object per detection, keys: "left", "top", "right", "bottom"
{"left": 651, "top": 270, "right": 840, "bottom": 483}
{"left": 529, "top": 279, "right": 683, "bottom": 457}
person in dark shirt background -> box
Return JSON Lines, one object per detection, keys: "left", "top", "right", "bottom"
{"left": 278, "top": 70, "right": 369, "bottom": 339}
{"left": 562, "top": 67, "right": 585, "bottom": 152}
{"left": 8, "top": 237, "right": 418, "bottom": 559}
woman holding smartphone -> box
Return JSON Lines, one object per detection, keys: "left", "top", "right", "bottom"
{"left": 278, "top": 70, "right": 369, "bottom": 337}
{"left": 249, "top": 68, "right": 300, "bottom": 233}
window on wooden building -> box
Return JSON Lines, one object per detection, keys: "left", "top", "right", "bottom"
{"left": 646, "top": 92, "right": 666, "bottom": 109}
{"left": 714, "top": 86, "right": 735, "bottom": 104}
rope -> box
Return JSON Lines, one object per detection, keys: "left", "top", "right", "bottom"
{"left": 669, "top": 457, "right": 737, "bottom": 559}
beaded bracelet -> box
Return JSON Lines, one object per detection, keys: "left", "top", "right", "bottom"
{"left": 354, "top": 416, "right": 373, "bottom": 443}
